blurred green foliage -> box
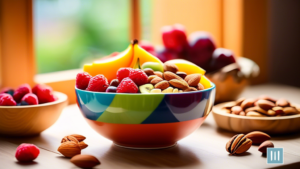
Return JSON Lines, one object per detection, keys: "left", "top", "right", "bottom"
{"left": 35, "top": 0, "right": 130, "bottom": 73}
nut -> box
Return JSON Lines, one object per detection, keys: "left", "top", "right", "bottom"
{"left": 258, "top": 141, "right": 274, "bottom": 154}
{"left": 267, "top": 110, "right": 276, "bottom": 116}
{"left": 78, "top": 142, "right": 88, "bottom": 149}
{"left": 163, "top": 63, "right": 178, "bottom": 73}
{"left": 184, "top": 74, "right": 201, "bottom": 87}
{"left": 58, "top": 141, "right": 81, "bottom": 158}
{"left": 148, "top": 75, "right": 158, "bottom": 83}
{"left": 246, "top": 111, "right": 267, "bottom": 117}
{"left": 143, "top": 68, "right": 155, "bottom": 76}
{"left": 276, "top": 99, "right": 290, "bottom": 107}
{"left": 221, "top": 108, "right": 231, "bottom": 114}
{"left": 163, "top": 71, "right": 182, "bottom": 81}
{"left": 257, "top": 99, "right": 275, "bottom": 110}
{"left": 173, "top": 88, "right": 179, "bottom": 93}
{"left": 184, "top": 87, "right": 198, "bottom": 92}
{"left": 231, "top": 106, "right": 243, "bottom": 115}
{"left": 226, "top": 134, "right": 252, "bottom": 155}
{"left": 169, "top": 79, "right": 189, "bottom": 90}
{"left": 150, "top": 89, "right": 162, "bottom": 93}
{"left": 70, "top": 155, "right": 101, "bottom": 168}
{"left": 154, "top": 71, "right": 163, "bottom": 78}
{"left": 245, "top": 131, "right": 271, "bottom": 145}
{"left": 110, "top": 79, "right": 120, "bottom": 87}
{"left": 176, "top": 72, "right": 187, "bottom": 79}
{"left": 61, "top": 136, "right": 79, "bottom": 144}
{"left": 197, "top": 83, "right": 204, "bottom": 90}
{"left": 239, "top": 111, "right": 246, "bottom": 116}
{"left": 154, "top": 80, "right": 169, "bottom": 90}
{"left": 241, "top": 98, "right": 256, "bottom": 110}
{"left": 150, "top": 77, "right": 163, "bottom": 85}
{"left": 223, "top": 101, "right": 238, "bottom": 109}
{"left": 272, "top": 106, "right": 284, "bottom": 115}
{"left": 70, "top": 134, "right": 86, "bottom": 142}
{"left": 236, "top": 98, "right": 246, "bottom": 106}
{"left": 283, "top": 107, "right": 299, "bottom": 115}
{"left": 179, "top": 90, "right": 183, "bottom": 93}
{"left": 162, "top": 87, "right": 174, "bottom": 93}
{"left": 245, "top": 106, "right": 268, "bottom": 115}
{"left": 258, "top": 95, "right": 277, "bottom": 103}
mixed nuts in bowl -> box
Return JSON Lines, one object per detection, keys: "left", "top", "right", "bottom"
{"left": 212, "top": 96, "right": 300, "bottom": 135}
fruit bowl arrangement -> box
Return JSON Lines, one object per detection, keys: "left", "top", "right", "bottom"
{"left": 75, "top": 40, "right": 216, "bottom": 149}
{"left": 0, "top": 84, "right": 68, "bottom": 136}
{"left": 139, "top": 24, "right": 259, "bottom": 103}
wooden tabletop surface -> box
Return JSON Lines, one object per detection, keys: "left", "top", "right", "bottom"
{"left": 1, "top": 84, "right": 300, "bottom": 169}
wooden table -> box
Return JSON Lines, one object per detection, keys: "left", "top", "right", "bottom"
{"left": 1, "top": 84, "right": 300, "bottom": 169}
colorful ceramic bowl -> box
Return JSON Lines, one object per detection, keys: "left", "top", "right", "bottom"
{"left": 0, "top": 92, "right": 68, "bottom": 136}
{"left": 75, "top": 84, "right": 216, "bottom": 149}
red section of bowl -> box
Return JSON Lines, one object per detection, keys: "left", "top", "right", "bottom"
{"left": 85, "top": 118, "right": 206, "bottom": 149}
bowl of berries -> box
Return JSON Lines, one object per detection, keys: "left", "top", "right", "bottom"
{"left": 138, "top": 24, "right": 259, "bottom": 103}
{"left": 0, "top": 84, "right": 68, "bottom": 136}
{"left": 75, "top": 41, "right": 215, "bottom": 149}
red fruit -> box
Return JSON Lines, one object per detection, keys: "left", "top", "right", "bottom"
{"left": 156, "top": 46, "right": 181, "bottom": 62}
{"left": 139, "top": 40, "right": 157, "bottom": 56}
{"left": 76, "top": 72, "right": 92, "bottom": 90}
{"left": 117, "top": 77, "right": 138, "bottom": 93}
{"left": 34, "top": 85, "right": 56, "bottom": 104}
{"left": 161, "top": 24, "right": 189, "bottom": 53}
{"left": 0, "top": 87, "right": 14, "bottom": 96}
{"left": 0, "top": 93, "right": 17, "bottom": 106}
{"left": 210, "top": 48, "right": 236, "bottom": 71}
{"left": 15, "top": 143, "right": 40, "bottom": 162}
{"left": 13, "top": 84, "right": 31, "bottom": 103}
{"left": 129, "top": 69, "right": 148, "bottom": 86}
{"left": 21, "top": 93, "right": 38, "bottom": 105}
{"left": 117, "top": 68, "right": 132, "bottom": 82}
{"left": 86, "top": 75, "right": 109, "bottom": 92}
{"left": 188, "top": 31, "right": 216, "bottom": 69}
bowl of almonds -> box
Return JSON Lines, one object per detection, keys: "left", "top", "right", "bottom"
{"left": 212, "top": 96, "right": 300, "bottom": 135}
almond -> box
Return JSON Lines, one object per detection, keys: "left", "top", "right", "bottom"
{"left": 241, "top": 98, "right": 256, "bottom": 110}
{"left": 283, "top": 107, "right": 299, "bottom": 115}
{"left": 70, "top": 134, "right": 86, "bottom": 142}
{"left": 163, "top": 63, "right": 178, "bottom": 73}
{"left": 184, "top": 87, "right": 197, "bottom": 92}
{"left": 70, "top": 155, "right": 101, "bottom": 168}
{"left": 226, "top": 134, "right": 252, "bottom": 155}
{"left": 276, "top": 99, "right": 290, "bottom": 107}
{"left": 58, "top": 142, "right": 81, "bottom": 158}
{"left": 246, "top": 111, "right": 266, "bottom": 117}
{"left": 239, "top": 111, "right": 246, "bottom": 116}
{"left": 223, "top": 101, "right": 238, "bottom": 109}
{"left": 162, "top": 87, "right": 174, "bottom": 93}
{"left": 154, "top": 80, "right": 169, "bottom": 90}
{"left": 184, "top": 74, "right": 201, "bottom": 87}
{"left": 61, "top": 136, "right": 79, "bottom": 143}
{"left": 163, "top": 71, "right": 181, "bottom": 81}
{"left": 231, "top": 106, "right": 243, "bottom": 115}
{"left": 258, "top": 141, "right": 274, "bottom": 154}
{"left": 173, "top": 88, "right": 179, "bottom": 93}
{"left": 236, "top": 98, "right": 246, "bottom": 106}
{"left": 257, "top": 99, "right": 275, "bottom": 110}
{"left": 272, "top": 106, "right": 284, "bottom": 115}
{"left": 78, "top": 142, "right": 88, "bottom": 149}
{"left": 258, "top": 95, "right": 277, "bottom": 103}
{"left": 154, "top": 71, "right": 163, "bottom": 78}
{"left": 148, "top": 75, "right": 158, "bottom": 83}
{"left": 143, "top": 68, "right": 155, "bottom": 76}
{"left": 169, "top": 79, "right": 189, "bottom": 89}
{"left": 197, "top": 83, "right": 204, "bottom": 90}
{"left": 245, "top": 131, "right": 271, "bottom": 145}
{"left": 245, "top": 106, "right": 268, "bottom": 115}
{"left": 150, "top": 77, "right": 163, "bottom": 85}
{"left": 267, "top": 110, "right": 276, "bottom": 116}
{"left": 176, "top": 72, "right": 187, "bottom": 79}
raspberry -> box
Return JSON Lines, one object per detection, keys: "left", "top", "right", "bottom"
{"left": 13, "top": 84, "right": 31, "bottom": 103}
{"left": 117, "top": 68, "right": 132, "bottom": 82}
{"left": 0, "top": 94, "right": 17, "bottom": 106}
{"left": 20, "top": 93, "right": 39, "bottom": 105}
{"left": 76, "top": 72, "right": 92, "bottom": 90}
{"left": 0, "top": 87, "right": 14, "bottom": 96}
{"left": 33, "top": 84, "right": 56, "bottom": 104}
{"left": 86, "top": 75, "right": 109, "bottom": 92}
{"left": 117, "top": 77, "right": 138, "bottom": 93}
{"left": 15, "top": 143, "right": 40, "bottom": 162}
{"left": 129, "top": 69, "right": 148, "bottom": 86}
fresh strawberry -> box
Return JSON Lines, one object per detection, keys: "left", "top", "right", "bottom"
{"left": 117, "top": 77, "right": 138, "bottom": 93}
{"left": 129, "top": 69, "right": 148, "bottom": 86}
{"left": 86, "top": 75, "right": 109, "bottom": 92}
{"left": 13, "top": 84, "right": 31, "bottom": 103}
{"left": 76, "top": 72, "right": 92, "bottom": 90}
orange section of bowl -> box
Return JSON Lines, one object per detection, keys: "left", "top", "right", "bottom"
{"left": 85, "top": 117, "right": 206, "bottom": 149}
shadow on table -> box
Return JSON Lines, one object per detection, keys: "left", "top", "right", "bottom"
{"left": 267, "top": 161, "right": 300, "bottom": 169}
{"left": 15, "top": 161, "right": 38, "bottom": 166}
{"left": 101, "top": 144, "right": 201, "bottom": 168}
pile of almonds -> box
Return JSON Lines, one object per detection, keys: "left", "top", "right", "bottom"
{"left": 144, "top": 62, "right": 204, "bottom": 93}
{"left": 222, "top": 95, "right": 300, "bottom": 117}
{"left": 57, "top": 134, "right": 100, "bottom": 168}
{"left": 226, "top": 131, "right": 274, "bottom": 155}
